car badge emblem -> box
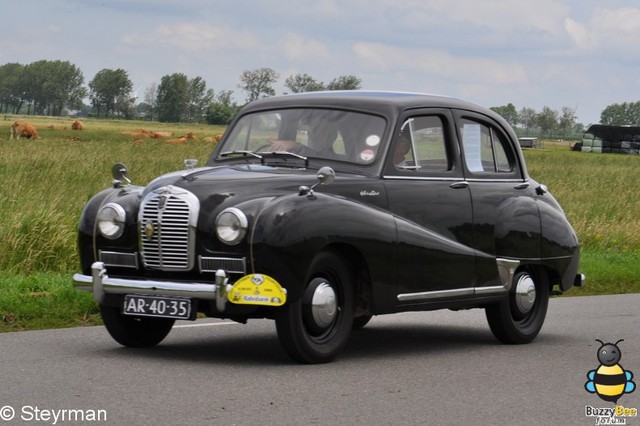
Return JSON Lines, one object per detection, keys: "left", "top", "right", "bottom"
{"left": 144, "top": 222, "right": 155, "bottom": 239}
{"left": 158, "top": 195, "right": 169, "bottom": 210}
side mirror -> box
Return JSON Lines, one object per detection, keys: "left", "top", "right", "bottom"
{"left": 112, "top": 163, "right": 131, "bottom": 187}
{"left": 316, "top": 166, "right": 335, "bottom": 186}
{"left": 299, "top": 166, "right": 336, "bottom": 196}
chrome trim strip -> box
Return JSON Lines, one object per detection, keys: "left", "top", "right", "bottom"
{"left": 73, "top": 262, "right": 217, "bottom": 303}
{"left": 464, "top": 178, "right": 523, "bottom": 183}
{"left": 397, "top": 288, "right": 474, "bottom": 302}
{"left": 383, "top": 176, "right": 465, "bottom": 182}
{"left": 474, "top": 285, "right": 510, "bottom": 295}
{"left": 397, "top": 258, "right": 519, "bottom": 303}
{"left": 496, "top": 258, "right": 520, "bottom": 291}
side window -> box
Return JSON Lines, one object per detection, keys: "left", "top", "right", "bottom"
{"left": 393, "top": 116, "right": 450, "bottom": 173}
{"left": 459, "top": 118, "right": 515, "bottom": 175}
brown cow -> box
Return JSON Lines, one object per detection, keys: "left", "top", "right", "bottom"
{"left": 10, "top": 121, "right": 38, "bottom": 139}
{"left": 71, "top": 120, "right": 84, "bottom": 130}
{"left": 47, "top": 124, "right": 67, "bottom": 130}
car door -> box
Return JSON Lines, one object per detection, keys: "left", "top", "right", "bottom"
{"left": 454, "top": 110, "right": 542, "bottom": 289}
{"left": 383, "top": 109, "right": 477, "bottom": 301}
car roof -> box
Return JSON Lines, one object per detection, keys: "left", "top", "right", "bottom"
{"left": 241, "top": 90, "right": 496, "bottom": 117}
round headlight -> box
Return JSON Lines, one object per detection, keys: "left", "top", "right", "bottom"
{"left": 215, "top": 207, "right": 248, "bottom": 245}
{"left": 97, "top": 203, "right": 126, "bottom": 239}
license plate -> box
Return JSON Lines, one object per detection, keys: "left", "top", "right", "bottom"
{"left": 123, "top": 295, "right": 192, "bottom": 320}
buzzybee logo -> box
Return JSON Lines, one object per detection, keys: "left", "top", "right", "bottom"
{"left": 583, "top": 339, "right": 637, "bottom": 425}
{"left": 585, "top": 339, "right": 636, "bottom": 403}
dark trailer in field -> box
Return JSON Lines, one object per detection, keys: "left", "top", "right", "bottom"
{"left": 576, "top": 124, "right": 640, "bottom": 154}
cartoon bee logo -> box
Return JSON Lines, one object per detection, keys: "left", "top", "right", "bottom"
{"left": 585, "top": 339, "right": 636, "bottom": 403}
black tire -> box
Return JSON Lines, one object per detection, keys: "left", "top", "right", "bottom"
{"left": 275, "top": 251, "right": 354, "bottom": 364}
{"left": 485, "top": 268, "right": 550, "bottom": 344}
{"left": 100, "top": 304, "right": 175, "bottom": 348}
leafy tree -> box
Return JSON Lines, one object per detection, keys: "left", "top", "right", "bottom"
{"left": 186, "top": 76, "right": 214, "bottom": 123}
{"left": 142, "top": 82, "right": 158, "bottom": 120}
{"left": 490, "top": 103, "right": 518, "bottom": 126}
{"left": 519, "top": 107, "right": 538, "bottom": 133}
{"left": 206, "top": 90, "right": 241, "bottom": 125}
{"left": 89, "top": 68, "right": 133, "bottom": 117}
{"left": 558, "top": 106, "right": 577, "bottom": 139}
{"left": 326, "top": 75, "right": 361, "bottom": 90}
{"left": 15, "top": 60, "right": 86, "bottom": 116}
{"left": 239, "top": 67, "right": 279, "bottom": 102}
{"left": 537, "top": 106, "right": 558, "bottom": 138}
{"left": 284, "top": 73, "right": 325, "bottom": 93}
{"left": 0, "top": 63, "right": 25, "bottom": 113}
{"left": 156, "top": 73, "right": 189, "bottom": 122}
{"left": 600, "top": 102, "right": 640, "bottom": 125}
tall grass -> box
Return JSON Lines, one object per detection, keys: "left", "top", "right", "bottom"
{"left": 1, "top": 117, "right": 222, "bottom": 274}
{"left": 525, "top": 142, "right": 640, "bottom": 253}
{"left": 0, "top": 119, "right": 638, "bottom": 330}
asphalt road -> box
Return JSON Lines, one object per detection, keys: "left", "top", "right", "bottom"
{"left": 0, "top": 294, "right": 639, "bottom": 426}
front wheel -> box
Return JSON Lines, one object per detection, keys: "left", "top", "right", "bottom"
{"left": 275, "top": 251, "right": 354, "bottom": 364}
{"left": 100, "top": 304, "right": 175, "bottom": 347}
{"left": 485, "top": 268, "right": 549, "bottom": 344}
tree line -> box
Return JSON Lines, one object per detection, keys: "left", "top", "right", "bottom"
{"left": 0, "top": 60, "right": 362, "bottom": 125}
{"left": 1, "top": 59, "right": 638, "bottom": 130}
{"left": 490, "top": 103, "right": 584, "bottom": 139}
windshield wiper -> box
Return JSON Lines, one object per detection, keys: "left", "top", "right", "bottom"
{"left": 219, "top": 150, "right": 309, "bottom": 167}
{"left": 220, "top": 150, "right": 263, "bottom": 159}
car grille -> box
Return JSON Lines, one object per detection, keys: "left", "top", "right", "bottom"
{"left": 139, "top": 186, "right": 199, "bottom": 271}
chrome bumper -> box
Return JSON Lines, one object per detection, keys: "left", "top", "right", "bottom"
{"left": 73, "top": 262, "right": 232, "bottom": 311}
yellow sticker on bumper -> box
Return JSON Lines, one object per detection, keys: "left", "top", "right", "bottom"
{"left": 228, "top": 274, "right": 287, "bottom": 306}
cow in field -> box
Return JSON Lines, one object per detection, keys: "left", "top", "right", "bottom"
{"left": 10, "top": 121, "right": 38, "bottom": 139}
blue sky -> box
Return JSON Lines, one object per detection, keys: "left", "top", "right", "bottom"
{"left": 4, "top": 0, "right": 640, "bottom": 125}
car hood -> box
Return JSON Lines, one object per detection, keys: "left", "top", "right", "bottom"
{"left": 143, "top": 164, "right": 340, "bottom": 203}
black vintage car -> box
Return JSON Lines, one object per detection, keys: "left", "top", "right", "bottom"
{"left": 73, "top": 91, "right": 584, "bottom": 363}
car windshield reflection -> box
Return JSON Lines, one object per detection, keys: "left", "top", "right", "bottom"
{"left": 216, "top": 108, "right": 386, "bottom": 164}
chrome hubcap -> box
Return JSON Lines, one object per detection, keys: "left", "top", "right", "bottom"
{"left": 311, "top": 282, "right": 337, "bottom": 329}
{"left": 514, "top": 274, "right": 536, "bottom": 315}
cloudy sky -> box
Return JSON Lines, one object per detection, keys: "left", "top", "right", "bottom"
{"left": 4, "top": 0, "right": 640, "bottom": 125}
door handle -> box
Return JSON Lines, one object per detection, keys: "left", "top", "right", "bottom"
{"left": 514, "top": 183, "right": 530, "bottom": 190}
{"left": 449, "top": 181, "right": 469, "bottom": 189}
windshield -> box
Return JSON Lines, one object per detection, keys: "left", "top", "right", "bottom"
{"left": 216, "top": 108, "right": 387, "bottom": 165}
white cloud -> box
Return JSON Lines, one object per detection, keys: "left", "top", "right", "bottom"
{"left": 564, "top": 18, "right": 593, "bottom": 50}
{"left": 353, "top": 42, "right": 528, "bottom": 85}
{"left": 282, "top": 33, "right": 332, "bottom": 61}
{"left": 121, "top": 22, "right": 258, "bottom": 52}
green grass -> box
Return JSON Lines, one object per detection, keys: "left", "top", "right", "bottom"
{"left": 0, "top": 273, "right": 100, "bottom": 332}
{"left": 0, "top": 120, "right": 638, "bottom": 331}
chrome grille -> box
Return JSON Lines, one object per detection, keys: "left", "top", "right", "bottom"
{"left": 139, "top": 186, "right": 199, "bottom": 271}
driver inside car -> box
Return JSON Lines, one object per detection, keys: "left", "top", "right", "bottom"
{"left": 267, "top": 123, "right": 338, "bottom": 157}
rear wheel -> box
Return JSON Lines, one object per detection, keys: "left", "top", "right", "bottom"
{"left": 276, "top": 251, "right": 354, "bottom": 364}
{"left": 100, "top": 304, "right": 174, "bottom": 347}
{"left": 485, "top": 268, "right": 549, "bottom": 344}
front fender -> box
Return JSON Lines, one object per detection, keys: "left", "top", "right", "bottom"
{"left": 77, "top": 185, "right": 144, "bottom": 273}
{"left": 249, "top": 192, "right": 397, "bottom": 302}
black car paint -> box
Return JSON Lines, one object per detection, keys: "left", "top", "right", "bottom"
{"left": 74, "top": 92, "right": 581, "bottom": 361}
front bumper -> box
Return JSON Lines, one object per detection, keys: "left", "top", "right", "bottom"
{"left": 73, "top": 261, "right": 231, "bottom": 311}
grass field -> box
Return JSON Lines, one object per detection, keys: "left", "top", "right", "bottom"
{"left": 0, "top": 116, "right": 639, "bottom": 331}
